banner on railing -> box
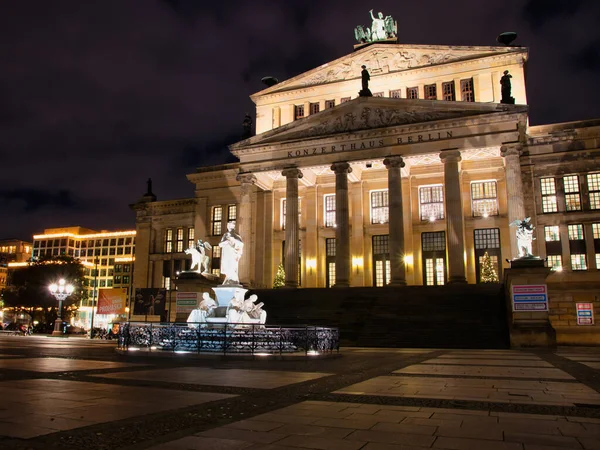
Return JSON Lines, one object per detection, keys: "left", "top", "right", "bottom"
{"left": 176, "top": 292, "right": 199, "bottom": 314}
{"left": 97, "top": 288, "right": 128, "bottom": 315}
{"left": 133, "top": 288, "right": 167, "bottom": 319}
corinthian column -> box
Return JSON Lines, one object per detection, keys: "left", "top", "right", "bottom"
{"left": 501, "top": 145, "right": 526, "bottom": 259}
{"left": 384, "top": 156, "right": 406, "bottom": 286}
{"left": 331, "top": 162, "right": 352, "bottom": 287}
{"left": 282, "top": 167, "right": 303, "bottom": 288}
{"left": 236, "top": 172, "right": 256, "bottom": 286}
{"left": 440, "top": 150, "right": 466, "bottom": 283}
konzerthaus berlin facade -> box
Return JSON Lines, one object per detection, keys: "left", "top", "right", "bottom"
{"left": 132, "top": 42, "right": 600, "bottom": 295}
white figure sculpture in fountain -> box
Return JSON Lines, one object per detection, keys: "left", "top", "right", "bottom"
{"left": 185, "top": 240, "right": 212, "bottom": 274}
{"left": 219, "top": 221, "right": 244, "bottom": 285}
{"left": 186, "top": 292, "right": 217, "bottom": 328}
{"left": 510, "top": 217, "right": 536, "bottom": 258}
{"left": 227, "top": 294, "right": 267, "bottom": 326}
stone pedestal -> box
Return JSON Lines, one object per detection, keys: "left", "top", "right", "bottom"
{"left": 52, "top": 319, "right": 63, "bottom": 336}
{"left": 173, "top": 272, "right": 220, "bottom": 321}
{"left": 504, "top": 260, "right": 556, "bottom": 348}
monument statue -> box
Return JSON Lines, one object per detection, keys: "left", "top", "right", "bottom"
{"left": 219, "top": 222, "right": 244, "bottom": 285}
{"left": 186, "top": 292, "right": 217, "bottom": 328}
{"left": 185, "top": 239, "right": 212, "bottom": 274}
{"left": 359, "top": 65, "right": 373, "bottom": 97}
{"left": 500, "top": 70, "right": 515, "bottom": 104}
{"left": 510, "top": 218, "right": 535, "bottom": 258}
{"left": 354, "top": 10, "right": 397, "bottom": 44}
{"left": 146, "top": 178, "right": 153, "bottom": 195}
{"left": 226, "top": 293, "right": 266, "bottom": 326}
{"left": 242, "top": 113, "right": 253, "bottom": 139}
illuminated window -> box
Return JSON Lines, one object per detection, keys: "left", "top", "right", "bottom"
{"left": 211, "top": 206, "right": 222, "bottom": 236}
{"left": 309, "top": 102, "right": 320, "bottom": 114}
{"left": 326, "top": 238, "right": 336, "bottom": 288}
{"left": 460, "top": 78, "right": 475, "bottom": 102}
{"left": 324, "top": 194, "right": 336, "bottom": 227}
{"left": 227, "top": 204, "right": 237, "bottom": 225}
{"left": 540, "top": 178, "right": 557, "bottom": 213}
{"left": 372, "top": 235, "right": 390, "bottom": 286}
{"left": 587, "top": 174, "right": 600, "bottom": 209}
{"left": 545, "top": 226, "right": 560, "bottom": 241}
{"left": 187, "top": 228, "right": 195, "bottom": 249}
{"left": 325, "top": 100, "right": 335, "bottom": 109}
{"left": 419, "top": 185, "right": 444, "bottom": 221}
{"left": 406, "top": 87, "right": 418, "bottom": 99}
{"left": 424, "top": 84, "right": 437, "bottom": 100}
{"left": 547, "top": 255, "right": 562, "bottom": 270}
{"left": 212, "top": 246, "right": 221, "bottom": 275}
{"left": 571, "top": 254, "right": 587, "bottom": 271}
{"left": 371, "top": 190, "right": 389, "bottom": 224}
{"left": 281, "top": 198, "right": 301, "bottom": 230}
{"left": 162, "top": 276, "right": 171, "bottom": 290}
{"left": 563, "top": 175, "right": 581, "bottom": 211}
{"left": 340, "top": 97, "right": 351, "bottom": 103}
{"left": 568, "top": 224, "right": 584, "bottom": 240}
{"left": 442, "top": 81, "right": 455, "bottom": 101}
{"left": 294, "top": 105, "right": 304, "bottom": 120}
{"left": 471, "top": 181, "right": 498, "bottom": 217}
{"left": 593, "top": 223, "right": 600, "bottom": 239}
{"left": 390, "top": 89, "right": 402, "bottom": 99}
{"left": 164, "top": 229, "right": 173, "bottom": 253}
{"left": 176, "top": 228, "right": 184, "bottom": 252}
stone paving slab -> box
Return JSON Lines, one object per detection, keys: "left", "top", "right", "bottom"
{"left": 394, "top": 364, "right": 575, "bottom": 379}
{"left": 0, "top": 378, "right": 234, "bottom": 439}
{"left": 335, "top": 375, "right": 600, "bottom": 406}
{"left": 150, "top": 401, "right": 600, "bottom": 450}
{"left": 421, "top": 358, "right": 553, "bottom": 367}
{"left": 91, "top": 366, "right": 332, "bottom": 389}
{"left": 438, "top": 354, "right": 542, "bottom": 361}
{"left": 0, "top": 357, "right": 139, "bottom": 372}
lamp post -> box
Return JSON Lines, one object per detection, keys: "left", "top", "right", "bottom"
{"left": 89, "top": 258, "right": 99, "bottom": 338}
{"left": 49, "top": 279, "right": 74, "bottom": 336}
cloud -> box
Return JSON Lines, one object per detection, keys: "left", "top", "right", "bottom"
{"left": 0, "top": 188, "right": 80, "bottom": 212}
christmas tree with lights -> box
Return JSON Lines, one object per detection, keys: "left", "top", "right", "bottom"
{"left": 480, "top": 251, "right": 499, "bottom": 283}
{"left": 273, "top": 263, "right": 285, "bottom": 288}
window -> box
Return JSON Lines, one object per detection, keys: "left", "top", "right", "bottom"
{"left": 325, "top": 100, "right": 335, "bottom": 109}
{"left": 309, "top": 102, "right": 320, "bottom": 114}
{"left": 390, "top": 89, "right": 402, "bottom": 99}
{"left": 162, "top": 276, "right": 171, "bottom": 290}
{"left": 593, "top": 223, "right": 600, "bottom": 239}
{"left": 175, "top": 228, "right": 184, "bottom": 252}
{"left": 540, "top": 178, "right": 558, "bottom": 213}
{"left": 422, "top": 232, "right": 446, "bottom": 286}
{"left": 568, "top": 224, "right": 584, "bottom": 240}
{"left": 424, "top": 84, "right": 437, "bottom": 100}
{"left": 123, "top": 275, "right": 130, "bottom": 285}
{"left": 211, "top": 206, "right": 223, "bottom": 236}
{"left": 281, "top": 198, "right": 301, "bottom": 229}
{"left": 372, "top": 235, "right": 390, "bottom": 287}
{"left": 474, "top": 228, "right": 501, "bottom": 283}
{"left": 460, "top": 78, "right": 475, "bottom": 102}
{"left": 294, "top": 105, "right": 305, "bottom": 120}
{"left": 227, "top": 204, "right": 237, "bottom": 225}
{"left": 419, "top": 185, "right": 444, "bottom": 221}
{"left": 187, "top": 228, "right": 195, "bottom": 249}
{"left": 115, "top": 275, "right": 122, "bottom": 285}
{"left": 123, "top": 264, "right": 131, "bottom": 273}
{"left": 545, "top": 226, "right": 560, "bottom": 242}
{"left": 547, "top": 255, "right": 562, "bottom": 270}
{"left": 340, "top": 97, "right": 351, "bottom": 103}
{"left": 326, "top": 238, "right": 336, "bottom": 288}
{"left": 471, "top": 181, "right": 498, "bottom": 217}
{"left": 164, "top": 229, "right": 173, "bottom": 253}
{"left": 587, "top": 174, "right": 600, "bottom": 209}
{"left": 324, "top": 194, "right": 336, "bottom": 227}
{"left": 442, "top": 81, "right": 455, "bottom": 101}
{"left": 373, "top": 92, "right": 384, "bottom": 97}
{"left": 563, "top": 175, "right": 581, "bottom": 211}
{"left": 211, "top": 246, "right": 221, "bottom": 276}
{"left": 370, "top": 190, "right": 389, "bottom": 224}
{"left": 571, "top": 254, "right": 587, "bottom": 271}
{"left": 406, "top": 87, "right": 418, "bottom": 99}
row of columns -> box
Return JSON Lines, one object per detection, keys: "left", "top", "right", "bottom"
{"left": 238, "top": 145, "right": 524, "bottom": 287}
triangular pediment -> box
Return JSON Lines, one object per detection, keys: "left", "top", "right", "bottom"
{"left": 231, "top": 97, "right": 527, "bottom": 150}
{"left": 252, "top": 43, "right": 527, "bottom": 97}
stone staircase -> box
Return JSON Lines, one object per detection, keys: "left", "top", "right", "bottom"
{"left": 249, "top": 284, "right": 509, "bottom": 349}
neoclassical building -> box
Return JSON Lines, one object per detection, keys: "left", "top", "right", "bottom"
{"left": 132, "top": 42, "right": 600, "bottom": 295}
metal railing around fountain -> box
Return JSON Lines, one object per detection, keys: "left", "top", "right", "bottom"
{"left": 117, "top": 322, "right": 340, "bottom": 356}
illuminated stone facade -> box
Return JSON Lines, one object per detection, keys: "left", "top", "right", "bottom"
{"left": 132, "top": 42, "right": 600, "bottom": 320}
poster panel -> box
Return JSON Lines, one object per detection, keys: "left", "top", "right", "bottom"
{"left": 97, "top": 288, "right": 128, "bottom": 315}
{"left": 133, "top": 288, "right": 166, "bottom": 318}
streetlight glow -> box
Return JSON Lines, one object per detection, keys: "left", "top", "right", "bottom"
{"left": 48, "top": 278, "right": 75, "bottom": 336}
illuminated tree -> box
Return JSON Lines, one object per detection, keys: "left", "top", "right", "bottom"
{"left": 480, "top": 251, "right": 499, "bottom": 283}
{"left": 273, "top": 263, "right": 285, "bottom": 288}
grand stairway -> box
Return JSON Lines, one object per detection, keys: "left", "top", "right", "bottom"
{"left": 249, "top": 284, "right": 509, "bottom": 349}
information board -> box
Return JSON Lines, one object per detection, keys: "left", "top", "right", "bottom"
{"left": 512, "top": 285, "right": 548, "bottom": 312}
{"left": 576, "top": 303, "right": 594, "bottom": 325}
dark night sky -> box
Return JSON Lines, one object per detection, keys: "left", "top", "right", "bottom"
{"left": 1, "top": 0, "right": 599, "bottom": 241}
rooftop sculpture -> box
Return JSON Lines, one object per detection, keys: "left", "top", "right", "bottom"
{"left": 354, "top": 10, "right": 398, "bottom": 44}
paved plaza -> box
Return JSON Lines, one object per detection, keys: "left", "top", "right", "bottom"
{"left": 0, "top": 336, "right": 599, "bottom": 449}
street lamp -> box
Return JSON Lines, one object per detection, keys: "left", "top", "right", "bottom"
{"left": 89, "top": 258, "right": 99, "bottom": 338}
{"left": 49, "top": 279, "right": 74, "bottom": 336}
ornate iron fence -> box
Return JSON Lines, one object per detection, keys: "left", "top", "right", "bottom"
{"left": 117, "top": 322, "right": 339, "bottom": 356}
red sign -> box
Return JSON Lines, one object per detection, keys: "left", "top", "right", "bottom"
{"left": 513, "top": 285, "right": 547, "bottom": 294}
{"left": 576, "top": 303, "right": 594, "bottom": 326}
{"left": 97, "top": 288, "right": 128, "bottom": 315}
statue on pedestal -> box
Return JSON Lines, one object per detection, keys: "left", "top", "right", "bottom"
{"left": 219, "top": 222, "right": 244, "bottom": 285}
{"left": 359, "top": 65, "right": 373, "bottom": 97}
{"left": 186, "top": 292, "right": 217, "bottom": 328}
{"left": 226, "top": 293, "right": 266, "bottom": 326}
{"left": 510, "top": 217, "right": 535, "bottom": 258}
{"left": 500, "top": 70, "right": 515, "bottom": 104}
{"left": 354, "top": 10, "right": 397, "bottom": 44}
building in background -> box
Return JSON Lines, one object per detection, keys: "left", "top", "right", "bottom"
{"left": 0, "top": 239, "right": 32, "bottom": 298}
